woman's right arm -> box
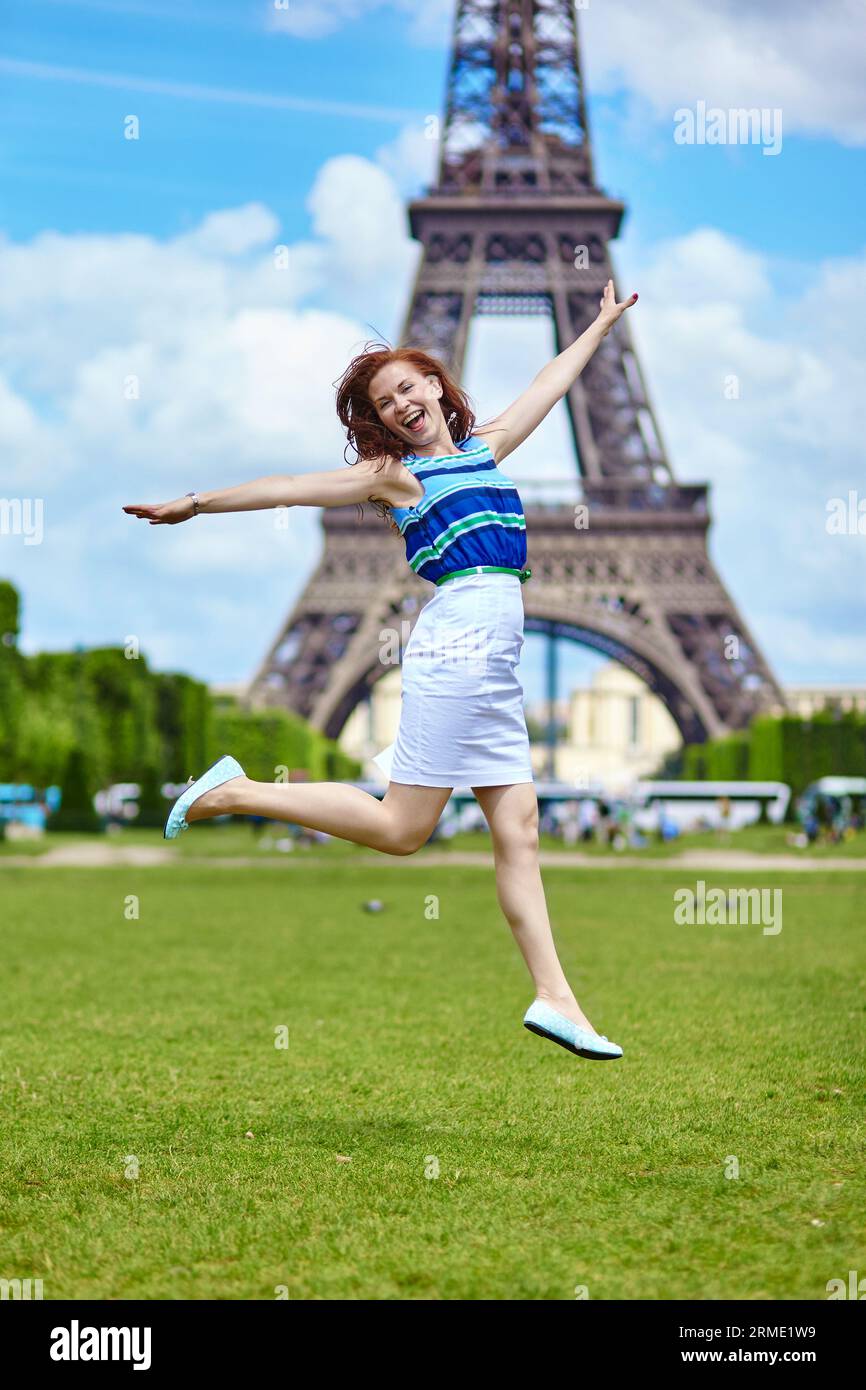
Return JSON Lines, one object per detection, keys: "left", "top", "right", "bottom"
{"left": 123, "top": 460, "right": 385, "bottom": 525}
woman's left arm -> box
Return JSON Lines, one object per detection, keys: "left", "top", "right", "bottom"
{"left": 478, "top": 280, "right": 638, "bottom": 464}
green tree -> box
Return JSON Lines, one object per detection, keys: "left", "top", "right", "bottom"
{"left": 155, "top": 672, "right": 212, "bottom": 779}
{"left": 135, "top": 763, "right": 167, "bottom": 829}
{"left": 50, "top": 745, "right": 103, "bottom": 833}
{"left": 707, "top": 734, "right": 749, "bottom": 780}
{"left": 84, "top": 647, "right": 161, "bottom": 781}
{"left": 0, "top": 581, "right": 25, "bottom": 778}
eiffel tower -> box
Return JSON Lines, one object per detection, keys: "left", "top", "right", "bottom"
{"left": 247, "top": 0, "right": 783, "bottom": 750}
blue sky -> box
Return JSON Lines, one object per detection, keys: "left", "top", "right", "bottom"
{"left": 1, "top": 0, "right": 865, "bottom": 703}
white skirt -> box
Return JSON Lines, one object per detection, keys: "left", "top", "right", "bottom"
{"left": 373, "top": 572, "right": 534, "bottom": 789}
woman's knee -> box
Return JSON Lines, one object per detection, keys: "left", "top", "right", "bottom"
{"left": 379, "top": 818, "right": 431, "bottom": 856}
{"left": 493, "top": 806, "right": 539, "bottom": 858}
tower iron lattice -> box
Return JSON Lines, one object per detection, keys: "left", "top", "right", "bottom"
{"left": 248, "top": 0, "right": 783, "bottom": 747}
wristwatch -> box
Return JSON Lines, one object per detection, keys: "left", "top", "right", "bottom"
{"left": 186, "top": 491, "right": 200, "bottom": 516}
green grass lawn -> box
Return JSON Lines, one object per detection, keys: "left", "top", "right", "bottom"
{"left": 3, "top": 817, "right": 866, "bottom": 860}
{"left": 1, "top": 863, "right": 863, "bottom": 1299}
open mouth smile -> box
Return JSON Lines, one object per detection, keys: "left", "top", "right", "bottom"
{"left": 402, "top": 408, "right": 426, "bottom": 433}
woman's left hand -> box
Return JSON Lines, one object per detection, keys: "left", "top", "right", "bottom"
{"left": 596, "top": 279, "right": 638, "bottom": 335}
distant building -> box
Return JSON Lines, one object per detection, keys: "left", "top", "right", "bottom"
{"left": 339, "top": 668, "right": 403, "bottom": 773}
{"left": 550, "top": 664, "right": 681, "bottom": 790}
{"left": 783, "top": 685, "right": 866, "bottom": 718}
{"left": 209, "top": 682, "right": 250, "bottom": 704}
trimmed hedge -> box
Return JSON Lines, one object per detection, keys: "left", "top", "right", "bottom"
{"left": 0, "top": 582, "right": 362, "bottom": 817}
{"left": 677, "top": 712, "right": 866, "bottom": 807}
{"left": 50, "top": 745, "right": 103, "bottom": 833}
{"left": 0, "top": 580, "right": 25, "bottom": 775}
{"left": 208, "top": 706, "right": 321, "bottom": 783}
{"left": 155, "top": 672, "right": 212, "bottom": 782}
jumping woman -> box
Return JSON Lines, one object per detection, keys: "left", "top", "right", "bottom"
{"left": 124, "top": 278, "right": 638, "bottom": 1062}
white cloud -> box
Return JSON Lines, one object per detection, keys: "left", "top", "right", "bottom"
{"left": 0, "top": 375, "right": 67, "bottom": 490}
{"left": 613, "top": 228, "right": 866, "bottom": 677}
{"left": 22, "top": 3, "right": 863, "bottom": 149}
{"left": 176, "top": 203, "right": 281, "bottom": 258}
{"left": 625, "top": 226, "right": 772, "bottom": 307}
{"left": 402, "top": 0, "right": 453, "bottom": 46}
{"left": 376, "top": 122, "right": 441, "bottom": 197}
{"left": 264, "top": 0, "right": 866, "bottom": 145}
{"left": 266, "top": 0, "right": 866, "bottom": 144}
{"left": 0, "top": 153, "right": 415, "bottom": 442}
{"left": 267, "top": 0, "right": 368, "bottom": 40}
{"left": 267, "top": 0, "right": 453, "bottom": 46}
{"left": 462, "top": 227, "right": 866, "bottom": 684}
{"left": 0, "top": 56, "right": 418, "bottom": 125}
{"left": 2, "top": 147, "right": 863, "bottom": 687}
{"left": 617, "top": 228, "right": 862, "bottom": 485}
{"left": 0, "top": 153, "right": 418, "bottom": 676}
{"left": 583, "top": 0, "right": 866, "bottom": 147}
{"left": 307, "top": 155, "right": 415, "bottom": 286}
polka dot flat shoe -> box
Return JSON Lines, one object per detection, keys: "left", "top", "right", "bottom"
{"left": 523, "top": 999, "right": 623, "bottom": 1061}
{"left": 163, "top": 754, "right": 245, "bottom": 840}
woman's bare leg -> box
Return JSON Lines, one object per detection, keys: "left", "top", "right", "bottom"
{"left": 473, "top": 782, "right": 597, "bottom": 1032}
{"left": 186, "top": 775, "right": 452, "bottom": 856}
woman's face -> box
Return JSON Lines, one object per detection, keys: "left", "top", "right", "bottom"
{"left": 368, "top": 361, "right": 444, "bottom": 450}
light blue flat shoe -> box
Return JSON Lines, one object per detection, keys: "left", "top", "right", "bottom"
{"left": 163, "top": 754, "right": 245, "bottom": 840}
{"left": 523, "top": 999, "right": 623, "bottom": 1061}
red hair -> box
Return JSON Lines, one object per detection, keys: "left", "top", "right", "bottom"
{"left": 334, "top": 343, "right": 476, "bottom": 464}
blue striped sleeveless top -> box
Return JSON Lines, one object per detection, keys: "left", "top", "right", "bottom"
{"left": 389, "top": 436, "right": 527, "bottom": 585}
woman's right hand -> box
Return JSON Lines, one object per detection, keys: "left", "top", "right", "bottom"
{"left": 122, "top": 496, "right": 195, "bottom": 525}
